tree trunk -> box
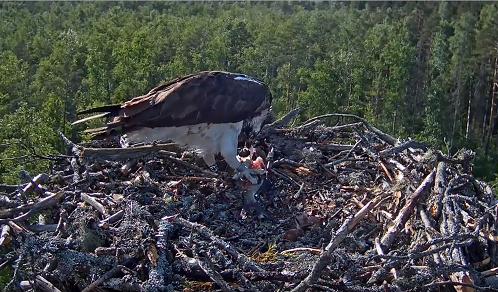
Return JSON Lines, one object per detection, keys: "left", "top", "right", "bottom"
{"left": 483, "top": 56, "right": 498, "bottom": 156}
{"left": 474, "top": 60, "right": 486, "bottom": 138}
{"left": 465, "top": 85, "right": 472, "bottom": 140}
{"left": 450, "top": 64, "right": 462, "bottom": 150}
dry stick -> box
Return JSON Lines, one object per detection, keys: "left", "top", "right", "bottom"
{"left": 380, "top": 169, "right": 436, "bottom": 251}
{"left": 0, "top": 201, "right": 37, "bottom": 219}
{"left": 300, "top": 113, "right": 398, "bottom": 146}
{"left": 307, "top": 143, "right": 353, "bottom": 152}
{"left": 81, "top": 143, "right": 180, "bottom": 161}
{"left": 21, "top": 173, "right": 50, "bottom": 196}
{"left": 99, "top": 210, "right": 124, "bottom": 225}
{"left": 80, "top": 193, "right": 107, "bottom": 216}
{"left": 270, "top": 168, "right": 301, "bottom": 187}
{"left": 81, "top": 265, "right": 123, "bottom": 292}
{"left": 234, "top": 270, "right": 261, "bottom": 292}
{"left": 481, "top": 266, "right": 498, "bottom": 277}
{"left": 160, "top": 154, "right": 219, "bottom": 178}
{"left": 59, "top": 129, "right": 181, "bottom": 161}
{"left": 20, "top": 276, "right": 64, "bottom": 292}
{"left": 34, "top": 275, "right": 63, "bottom": 292}
{"left": 419, "top": 281, "right": 490, "bottom": 292}
{"left": 290, "top": 199, "right": 380, "bottom": 292}
{"left": 374, "top": 236, "right": 398, "bottom": 281}
{"left": 0, "top": 225, "right": 11, "bottom": 246}
{"left": 161, "top": 175, "right": 218, "bottom": 182}
{"left": 175, "top": 218, "right": 266, "bottom": 273}
{"left": 378, "top": 159, "right": 394, "bottom": 183}
{"left": 286, "top": 119, "right": 321, "bottom": 131}
{"left": 193, "top": 247, "right": 237, "bottom": 292}
{"left": 257, "top": 107, "right": 302, "bottom": 138}
{"left": 418, "top": 207, "right": 443, "bottom": 265}
{"left": 0, "top": 191, "right": 65, "bottom": 224}
{"left": 324, "top": 139, "right": 361, "bottom": 167}
{"left": 24, "top": 224, "right": 58, "bottom": 233}
{"left": 280, "top": 247, "right": 322, "bottom": 255}
{"left": 431, "top": 162, "right": 447, "bottom": 221}
{"left": 296, "top": 121, "right": 364, "bottom": 132}
{"left": 0, "top": 184, "right": 23, "bottom": 193}
{"left": 379, "top": 140, "right": 428, "bottom": 157}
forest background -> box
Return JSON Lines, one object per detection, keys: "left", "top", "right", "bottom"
{"left": 1, "top": 1, "right": 498, "bottom": 191}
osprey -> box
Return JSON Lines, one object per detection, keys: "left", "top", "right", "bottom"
{"left": 72, "top": 71, "right": 273, "bottom": 184}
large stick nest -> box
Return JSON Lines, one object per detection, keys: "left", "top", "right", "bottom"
{"left": 1, "top": 111, "right": 497, "bottom": 292}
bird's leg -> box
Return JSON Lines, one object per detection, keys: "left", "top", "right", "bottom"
{"left": 202, "top": 151, "right": 218, "bottom": 172}
{"left": 210, "top": 164, "right": 219, "bottom": 172}
{"left": 221, "top": 133, "right": 259, "bottom": 184}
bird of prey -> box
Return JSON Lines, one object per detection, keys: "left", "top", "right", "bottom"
{"left": 72, "top": 70, "right": 273, "bottom": 184}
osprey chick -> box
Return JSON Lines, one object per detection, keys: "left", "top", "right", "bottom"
{"left": 72, "top": 71, "right": 273, "bottom": 184}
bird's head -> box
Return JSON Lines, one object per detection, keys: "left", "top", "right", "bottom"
{"left": 240, "top": 106, "right": 273, "bottom": 158}
{"left": 242, "top": 107, "right": 272, "bottom": 137}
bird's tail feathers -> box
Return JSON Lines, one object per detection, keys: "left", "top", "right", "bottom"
{"left": 71, "top": 112, "right": 109, "bottom": 125}
{"left": 72, "top": 104, "right": 122, "bottom": 126}
{"left": 76, "top": 104, "right": 121, "bottom": 116}
{"left": 82, "top": 125, "right": 124, "bottom": 140}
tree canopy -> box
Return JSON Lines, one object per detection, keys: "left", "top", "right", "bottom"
{"left": 1, "top": 1, "right": 498, "bottom": 185}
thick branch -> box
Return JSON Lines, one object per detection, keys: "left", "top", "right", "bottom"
{"left": 380, "top": 169, "right": 436, "bottom": 250}
{"left": 257, "top": 107, "right": 302, "bottom": 138}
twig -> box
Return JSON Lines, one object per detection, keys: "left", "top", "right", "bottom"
{"left": 257, "top": 107, "right": 302, "bottom": 138}
{"left": 81, "top": 265, "right": 123, "bottom": 292}
{"left": 0, "top": 184, "right": 23, "bottom": 193}
{"left": 34, "top": 275, "right": 63, "bottom": 292}
{"left": 175, "top": 218, "right": 266, "bottom": 273}
{"left": 161, "top": 175, "right": 219, "bottom": 182}
{"left": 290, "top": 198, "right": 381, "bottom": 292}
{"left": 280, "top": 247, "right": 322, "bottom": 254}
{"left": 0, "top": 225, "right": 11, "bottom": 246}
{"left": 24, "top": 224, "right": 58, "bottom": 233}
{"left": 160, "top": 154, "right": 219, "bottom": 178}
{"left": 58, "top": 130, "right": 83, "bottom": 156}
{"left": 418, "top": 281, "right": 493, "bottom": 292}
{"left": 99, "top": 210, "right": 124, "bottom": 225}
{"left": 0, "top": 191, "right": 65, "bottom": 224}
{"left": 300, "top": 113, "right": 398, "bottom": 146}
{"left": 481, "top": 266, "right": 498, "bottom": 277}
{"left": 324, "top": 139, "right": 361, "bottom": 167}
{"left": 378, "top": 159, "right": 394, "bottom": 183}
{"left": 83, "top": 143, "right": 180, "bottom": 161}
{"left": 379, "top": 140, "right": 428, "bottom": 157}
{"left": 81, "top": 193, "right": 107, "bottom": 216}
{"left": 193, "top": 247, "right": 237, "bottom": 292}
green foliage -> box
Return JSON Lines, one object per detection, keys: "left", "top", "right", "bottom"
{"left": 1, "top": 2, "right": 498, "bottom": 186}
{"left": 0, "top": 102, "right": 56, "bottom": 183}
{"left": 0, "top": 264, "right": 13, "bottom": 290}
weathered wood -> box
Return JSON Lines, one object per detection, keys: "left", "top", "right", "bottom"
{"left": 80, "top": 143, "right": 181, "bottom": 161}
{"left": 81, "top": 193, "right": 107, "bottom": 216}
{"left": 257, "top": 107, "right": 302, "bottom": 138}
{"left": 0, "top": 224, "right": 11, "bottom": 246}
{"left": 290, "top": 199, "right": 380, "bottom": 292}
{"left": 0, "top": 191, "right": 65, "bottom": 224}
{"left": 380, "top": 170, "right": 436, "bottom": 250}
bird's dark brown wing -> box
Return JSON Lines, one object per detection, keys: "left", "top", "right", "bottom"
{"left": 79, "top": 71, "right": 272, "bottom": 139}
